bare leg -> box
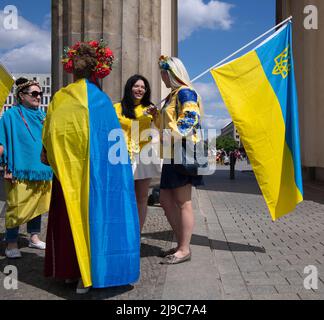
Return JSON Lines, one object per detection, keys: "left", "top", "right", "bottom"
{"left": 172, "top": 184, "right": 194, "bottom": 258}
{"left": 135, "top": 178, "right": 152, "bottom": 233}
{"left": 160, "top": 189, "right": 181, "bottom": 245}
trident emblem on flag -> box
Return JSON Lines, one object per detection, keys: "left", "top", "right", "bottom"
{"left": 272, "top": 46, "right": 291, "bottom": 79}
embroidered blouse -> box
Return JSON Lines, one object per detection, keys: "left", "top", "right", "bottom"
{"left": 154, "top": 85, "right": 201, "bottom": 159}
{"left": 114, "top": 103, "right": 153, "bottom": 156}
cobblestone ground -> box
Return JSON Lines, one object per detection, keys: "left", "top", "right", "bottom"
{"left": 1, "top": 163, "right": 324, "bottom": 300}
{"left": 200, "top": 163, "right": 324, "bottom": 300}
{"left": 0, "top": 178, "right": 173, "bottom": 300}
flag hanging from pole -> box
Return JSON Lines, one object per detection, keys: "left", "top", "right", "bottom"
{"left": 211, "top": 22, "right": 303, "bottom": 221}
{"left": 0, "top": 63, "right": 14, "bottom": 111}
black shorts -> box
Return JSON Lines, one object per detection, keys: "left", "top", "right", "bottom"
{"left": 160, "top": 160, "right": 204, "bottom": 190}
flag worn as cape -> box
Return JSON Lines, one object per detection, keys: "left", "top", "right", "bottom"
{"left": 211, "top": 22, "right": 303, "bottom": 221}
{"left": 42, "top": 79, "right": 140, "bottom": 288}
{"left": 0, "top": 63, "right": 14, "bottom": 111}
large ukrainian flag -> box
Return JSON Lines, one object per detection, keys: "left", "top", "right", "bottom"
{"left": 211, "top": 22, "right": 303, "bottom": 221}
{"left": 43, "top": 79, "right": 140, "bottom": 288}
{"left": 0, "top": 63, "right": 14, "bottom": 111}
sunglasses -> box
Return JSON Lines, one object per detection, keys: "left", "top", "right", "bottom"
{"left": 23, "top": 91, "right": 43, "bottom": 98}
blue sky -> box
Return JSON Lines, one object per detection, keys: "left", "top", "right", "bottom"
{"left": 178, "top": 0, "right": 276, "bottom": 133}
{"left": 0, "top": 0, "right": 276, "bottom": 133}
{"left": 0, "top": 0, "right": 50, "bottom": 28}
{"left": 0, "top": 0, "right": 51, "bottom": 73}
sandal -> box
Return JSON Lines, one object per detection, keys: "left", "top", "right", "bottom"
{"left": 161, "top": 252, "right": 191, "bottom": 265}
{"left": 159, "top": 247, "right": 178, "bottom": 258}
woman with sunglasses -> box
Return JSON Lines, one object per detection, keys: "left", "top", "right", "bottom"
{"left": 0, "top": 77, "right": 53, "bottom": 259}
{"left": 114, "top": 75, "right": 161, "bottom": 233}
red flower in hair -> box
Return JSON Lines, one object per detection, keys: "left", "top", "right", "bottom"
{"left": 63, "top": 59, "right": 74, "bottom": 73}
{"left": 88, "top": 40, "right": 99, "bottom": 48}
{"left": 104, "top": 48, "right": 114, "bottom": 58}
{"left": 62, "top": 39, "right": 114, "bottom": 78}
{"left": 72, "top": 42, "right": 81, "bottom": 50}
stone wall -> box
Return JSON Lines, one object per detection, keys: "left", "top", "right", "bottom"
{"left": 52, "top": 0, "right": 177, "bottom": 104}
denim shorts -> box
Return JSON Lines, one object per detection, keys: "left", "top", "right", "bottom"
{"left": 160, "top": 160, "right": 204, "bottom": 190}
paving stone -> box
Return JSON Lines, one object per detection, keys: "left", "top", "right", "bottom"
{"left": 1, "top": 162, "right": 324, "bottom": 300}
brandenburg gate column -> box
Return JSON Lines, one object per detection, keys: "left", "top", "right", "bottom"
{"left": 52, "top": 0, "right": 178, "bottom": 104}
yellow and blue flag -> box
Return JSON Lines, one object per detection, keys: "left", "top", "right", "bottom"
{"left": 0, "top": 63, "right": 14, "bottom": 111}
{"left": 43, "top": 79, "right": 140, "bottom": 288}
{"left": 211, "top": 22, "right": 303, "bottom": 221}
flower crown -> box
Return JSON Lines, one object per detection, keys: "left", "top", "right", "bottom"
{"left": 62, "top": 39, "right": 115, "bottom": 79}
{"left": 158, "top": 55, "right": 171, "bottom": 71}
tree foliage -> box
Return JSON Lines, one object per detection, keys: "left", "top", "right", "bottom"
{"left": 216, "top": 135, "right": 238, "bottom": 152}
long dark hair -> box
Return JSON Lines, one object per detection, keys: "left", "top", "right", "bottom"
{"left": 121, "top": 74, "right": 152, "bottom": 120}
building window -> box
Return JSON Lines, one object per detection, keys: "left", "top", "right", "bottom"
{"left": 46, "top": 77, "right": 50, "bottom": 86}
{"left": 46, "top": 87, "right": 50, "bottom": 94}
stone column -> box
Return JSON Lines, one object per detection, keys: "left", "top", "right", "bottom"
{"left": 52, "top": 0, "right": 178, "bottom": 104}
{"left": 277, "top": 0, "right": 324, "bottom": 181}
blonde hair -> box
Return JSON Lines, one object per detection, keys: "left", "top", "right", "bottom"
{"left": 163, "top": 57, "right": 192, "bottom": 89}
{"left": 161, "top": 56, "right": 204, "bottom": 115}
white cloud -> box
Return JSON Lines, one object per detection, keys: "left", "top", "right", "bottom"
{"left": 0, "top": 11, "right": 51, "bottom": 73}
{"left": 193, "top": 81, "right": 227, "bottom": 113}
{"left": 202, "top": 114, "right": 232, "bottom": 132}
{"left": 179, "top": 0, "right": 234, "bottom": 41}
{"left": 192, "top": 81, "right": 231, "bottom": 132}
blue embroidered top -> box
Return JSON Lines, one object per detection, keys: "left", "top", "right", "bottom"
{"left": 154, "top": 85, "right": 202, "bottom": 158}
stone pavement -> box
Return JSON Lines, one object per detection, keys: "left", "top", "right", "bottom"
{"left": 0, "top": 161, "right": 324, "bottom": 300}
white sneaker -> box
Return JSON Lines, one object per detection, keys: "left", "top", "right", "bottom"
{"left": 5, "top": 248, "right": 22, "bottom": 259}
{"left": 76, "top": 279, "right": 91, "bottom": 294}
{"left": 28, "top": 240, "right": 46, "bottom": 250}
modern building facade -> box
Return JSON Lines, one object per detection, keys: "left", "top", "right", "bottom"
{"left": 1, "top": 73, "right": 51, "bottom": 116}
{"left": 52, "top": 0, "right": 178, "bottom": 104}
{"left": 219, "top": 121, "right": 241, "bottom": 148}
{"left": 277, "top": 0, "right": 324, "bottom": 181}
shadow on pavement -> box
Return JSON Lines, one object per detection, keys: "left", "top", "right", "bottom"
{"left": 0, "top": 240, "right": 136, "bottom": 300}
{"left": 140, "top": 242, "right": 167, "bottom": 258}
{"left": 303, "top": 181, "right": 324, "bottom": 205}
{"left": 142, "top": 231, "right": 265, "bottom": 253}
{"left": 198, "top": 169, "right": 262, "bottom": 196}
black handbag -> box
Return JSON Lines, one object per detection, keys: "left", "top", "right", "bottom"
{"left": 174, "top": 138, "right": 208, "bottom": 176}
{"left": 173, "top": 96, "right": 208, "bottom": 177}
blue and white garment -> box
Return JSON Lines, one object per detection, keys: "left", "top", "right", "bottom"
{"left": 176, "top": 88, "right": 201, "bottom": 137}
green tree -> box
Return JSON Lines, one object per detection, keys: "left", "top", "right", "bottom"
{"left": 216, "top": 135, "right": 238, "bottom": 153}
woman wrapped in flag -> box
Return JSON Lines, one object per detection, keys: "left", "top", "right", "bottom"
{"left": 0, "top": 77, "right": 52, "bottom": 259}
{"left": 42, "top": 41, "right": 140, "bottom": 294}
